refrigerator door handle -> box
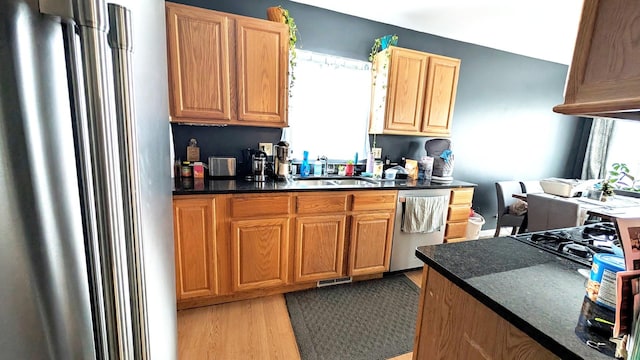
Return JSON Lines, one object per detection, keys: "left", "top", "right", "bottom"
{"left": 41, "top": 0, "right": 135, "bottom": 358}
{"left": 61, "top": 19, "right": 110, "bottom": 360}
{"left": 107, "top": 4, "right": 151, "bottom": 359}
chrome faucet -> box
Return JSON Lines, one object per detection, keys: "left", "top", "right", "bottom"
{"left": 320, "top": 155, "right": 329, "bottom": 176}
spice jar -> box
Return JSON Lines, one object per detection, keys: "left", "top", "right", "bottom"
{"left": 181, "top": 161, "right": 192, "bottom": 178}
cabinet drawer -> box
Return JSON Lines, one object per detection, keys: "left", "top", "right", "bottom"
{"left": 230, "top": 195, "right": 290, "bottom": 218}
{"left": 445, "top": 221, "right": 467, "bottom": 239}
{"left": 351, "top": 191, "right": 397, "bottom": 211}
{"left": 448, "top": 205, "right": 471, "bottom": 221}
{"left": 296, "top": 193, "right": 348, "bottom": 214}
{"left": 450, "top": 188, "right": 473, "bottom": 205}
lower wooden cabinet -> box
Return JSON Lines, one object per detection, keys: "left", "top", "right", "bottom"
{"left": 173, "top": 197, "right": 218, "bottom": 300}
{"left": 173, "top": 190, "right": 397, "bottom": 308}
{"left": 348, "top": 212, "right": 394, "bottom": 276}
{"left": 230, "top": 217, "right": 290, "bottom": 291}
{"left": 445, "top": 187, "right": 474, "bottom": 242}
{"left": 294, "top": 215, "right": 346, "bottom": 282}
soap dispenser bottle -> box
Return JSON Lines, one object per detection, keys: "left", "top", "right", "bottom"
{"left": 300, "top": 151, "right": 310, "bottom": 177}
{"left": 314, "top": 156, "right": 322, "bottom": 176}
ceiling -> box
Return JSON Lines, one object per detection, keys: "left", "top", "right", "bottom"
{"left": 290, "top": 0, "right": 584, "bottom": 65}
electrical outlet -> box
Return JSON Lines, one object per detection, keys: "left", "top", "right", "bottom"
{"left": 372, "top": 147, "right": 382, "bottom": 159}
{"left": 259, "top": 142, "right": 273, "bottom": 156}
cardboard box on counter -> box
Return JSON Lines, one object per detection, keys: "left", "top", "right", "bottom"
{"left": 404, "top": 159, "right": 418, "bottom": 180}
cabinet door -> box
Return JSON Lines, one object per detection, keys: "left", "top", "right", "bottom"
{"left": 173, "top": 197, "right": 217, "bottom": 300}
{"left": 421, "top": 56, "right": 460, "bottom": 136}
{"left": 385, "top": 48, "right": 428, "bottom": 132}
{"left": 294, "top": 215, "right": 346, "bottom": 283}
{"left": 348, "top": 212, "right": 394, "bottom": 276}
{"left": 166, "top": 3, "right": 231, "bottom": 121}
{"left": 236, "top": 17, "right": 288, "bottom": 126}
{"left": 231, "top": 218, "right": 289, "bottom": 291}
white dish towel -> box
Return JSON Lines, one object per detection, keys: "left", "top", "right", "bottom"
{"left": 402, "top": 196, "right": 447, "bottom": 233}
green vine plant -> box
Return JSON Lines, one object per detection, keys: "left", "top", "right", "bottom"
{"left": 369, "top": 35, "right": 397, "bottom": 88}
{"left": 278, "top": 6, "right": 299, "bottom": 95}
{"left": 368, "top": 34, "right": 398, "bottom": 62}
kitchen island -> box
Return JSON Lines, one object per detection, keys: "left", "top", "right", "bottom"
{"left": 414, "top": 237, "right": 612, "bottom": 360}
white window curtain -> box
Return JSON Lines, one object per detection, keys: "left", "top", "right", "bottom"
{"left": 284, "top": 50, "right": 371, "bottom": 162}
{"left": 581, "top": 117, "right": 615, "bottom": 179}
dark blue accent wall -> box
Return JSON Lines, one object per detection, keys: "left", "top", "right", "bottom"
{"left": 169, "top": 0, "right": 590, "bottom": 229}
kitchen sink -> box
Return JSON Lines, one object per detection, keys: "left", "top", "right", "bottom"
{"left": 291, "top": 177, "right": 379, "bottom": 187}
{"left": 328, "top": 179, "right": 378, "bottom": 186}
{"left": 291, "top": 179, "right": 336, "bottom": 186}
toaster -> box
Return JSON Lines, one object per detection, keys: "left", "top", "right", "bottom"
{"left": 208, "top": 157, "right": 236, "bottom": 177}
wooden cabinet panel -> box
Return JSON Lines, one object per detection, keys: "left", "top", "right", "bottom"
{"left": 351, "top": 191, "right": 397, "bottom": 211}
{"left": 236, "top": 18, "right": 288, "bottom": 125}
{"left": 231, "top": 218, "right": 289, "bottom": 291}
{"left": 173, "top": 197, "right": 217, "bottom": 300}
{"left": 446, "top": 188, "right": 474, "bottom": 242}
{"left": 414, "top": 267, "right": 558, "bottom": 359}
{"left": 385, "top": 48, "right": 428, "bottom": 132}
{"left": 295, "top": 193, "right": 348, "bottom": 214}
{"left": 294, "top": 215, "right": 346, "bottom": 283}
{"left": 449, "top": 188, "right": 474, "bottom": 205}
{"left": 348, "top": 212, "right": 394, "bottom": 276}
{"left": 229, "top": 194, "right": 291, "bottom": 218}
{"left": 447, "top": 204, "right": 470, "bottom": 221}
{"left": 445, "top": 222, "right": 467, "bottom": 239}
{"left": 166, "top": 3, "right": 231, "bottom": 120}
{"left": 554, "top": 1, "right": 640, "bottom": 119}
{"left": 421, "top": 56, "right": 459, "bottom": 135}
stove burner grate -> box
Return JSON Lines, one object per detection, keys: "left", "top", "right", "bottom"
{"left": 511, "top": 222, "right": 619, "bottom": 267}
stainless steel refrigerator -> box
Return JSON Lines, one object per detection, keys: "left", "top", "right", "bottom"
{"left": 0, "top": 0, "right": 176, "bottom": 358}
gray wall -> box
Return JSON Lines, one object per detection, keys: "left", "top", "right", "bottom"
{"left": 170, "top": 0, "right": 589, "bottom": 229}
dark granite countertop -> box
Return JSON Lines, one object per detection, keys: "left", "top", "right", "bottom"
{"left": 415, "top": 238, "right": 613, "bottom": 360}
{"left": 173, "top": 176, "right": 477, "bottom": 195}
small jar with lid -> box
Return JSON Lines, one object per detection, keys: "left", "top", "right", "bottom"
{"left": 181, "top": 161, "right": 192, "bottom": 178}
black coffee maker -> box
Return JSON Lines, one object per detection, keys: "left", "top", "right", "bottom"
{"left": 241, "top": 148, "right": 271, "bottom": 181}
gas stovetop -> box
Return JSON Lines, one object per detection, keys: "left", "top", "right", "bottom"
{"left": 511, "top": 222, "right": 620, "bottom": 267}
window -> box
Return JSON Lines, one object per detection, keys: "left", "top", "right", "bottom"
{"left": 605, "top": 119, "right": 640, "bottom": 183}
{"left": 284, "top": 50, "right": 371, "bottom": 162}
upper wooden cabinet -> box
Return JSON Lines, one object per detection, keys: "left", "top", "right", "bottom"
{"left": 369, "top": 47, "right": 460, "bottom": 136}
{"left": 165, "top": 2, "right": 288, "bottom": 127}
{"left": 235, "top": 18, "right": 288, "bottom": 124}
{"left": 553, "top": 0, "right": 640, "bottom": 120}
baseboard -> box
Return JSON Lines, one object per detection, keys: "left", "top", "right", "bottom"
{"left": 480, "top": 228, "right": 514, "bottom": 238}
{"left": 479, "top": 229, "right": 496, "bottom": 238}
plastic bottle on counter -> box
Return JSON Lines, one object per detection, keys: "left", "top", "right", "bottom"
{"left": 366, "top": 151, "right": 374, "bottom": 173}
{"left": 300, "top": 151, "right": 310, "bottom": 177}
{"left": 314, "top": 156, "right": 322, "bottom": 176}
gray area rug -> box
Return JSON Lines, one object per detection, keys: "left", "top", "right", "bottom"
{"left": 285, "top": 275, "right": 420, "bottom": 360}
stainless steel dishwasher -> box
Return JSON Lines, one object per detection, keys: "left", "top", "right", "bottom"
{"left": 389, "top": 189, "right": 451, "bottom": 271}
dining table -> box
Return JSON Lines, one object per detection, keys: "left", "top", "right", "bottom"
{"left": 512, "top": 192, "right": 640, "bottom": 221}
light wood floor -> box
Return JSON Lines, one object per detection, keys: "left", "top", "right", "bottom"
{"left": 178, "top": 270, "right": 423, "bottom": 360}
